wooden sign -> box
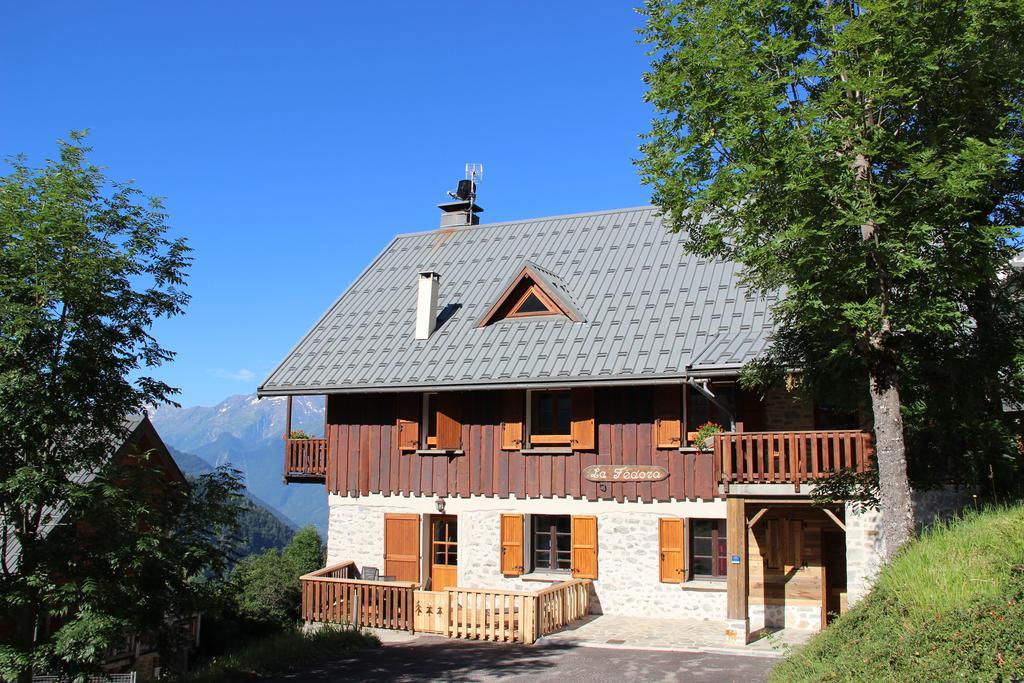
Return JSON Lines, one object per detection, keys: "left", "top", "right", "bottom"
{"left": 583, "top": 465, "right": 669, "bottom": 482}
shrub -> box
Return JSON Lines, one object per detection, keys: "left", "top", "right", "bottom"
{"left": 771, "top": 504, "right": 1024, "bottom": 682}
{"left": 176, "top": 626, "right": 380, "bottom": 683}
{"left": 231, "top": 526, "right": 324, "bottom": 628}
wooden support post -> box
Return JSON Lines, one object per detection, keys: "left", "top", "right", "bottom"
{"left": 286, "top": 395, "right": 293, "bottom": 439}
{"left": 725, "top": 497, "right": 749, "bottom": 644}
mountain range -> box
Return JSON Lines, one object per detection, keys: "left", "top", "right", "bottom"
{"left": 151, "top": 394, "right": 328, "bottom": 535}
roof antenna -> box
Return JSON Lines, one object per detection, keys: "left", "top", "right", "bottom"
{"left": 448, "top": 163, "right": 483, "bottom": 223}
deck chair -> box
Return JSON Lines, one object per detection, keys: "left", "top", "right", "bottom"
{"left": 361, "top": 565, "right": 380, "bottom": 581}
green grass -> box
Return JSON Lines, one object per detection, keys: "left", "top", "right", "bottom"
{"left": 175, "top": 625, "right": 381, "bottom": 683}
{"left": 771, "top": 504, "right": 1024, "bottom": 682}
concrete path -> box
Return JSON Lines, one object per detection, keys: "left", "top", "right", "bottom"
{"left": 537, "top": 614, "right": 812, "bottom": 657}
{"left": 258, "top": 636, "right": 776, "bottom": 682}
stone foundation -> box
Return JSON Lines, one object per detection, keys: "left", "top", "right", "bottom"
{"left": 749, "top": 602, "right": 821, "bottom": 632}
{"left": 327, "top": 494, "right": 727, "bottom": 620}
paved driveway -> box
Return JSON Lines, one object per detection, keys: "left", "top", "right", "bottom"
{"left": 259, "top": 636, "right": 775, "bottom": 683}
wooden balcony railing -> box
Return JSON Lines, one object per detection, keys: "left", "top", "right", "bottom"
{"left": 301, "top": 561, "right": 417, "bottom": 631}
{"left": 284, "top": 438, "right": 328, "bottom": 479}
{"left": 714, "top": 430, "right": 874, "bottom": 491}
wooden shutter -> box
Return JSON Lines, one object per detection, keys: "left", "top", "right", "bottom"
{"left": 436, "top": 393, "right": 462, "bottom": 450}
{"left": 500, "top": 392, "right": 523, "bottom": 451}
{"left": 659, "top": 517, "right": 685, "bottom": 583}
{"left": 571, "top": 515, "right": 598, "bottom": 579}
{"left": 384, "top": 513, "right": 420, "bottom": 582}
{"left": 789, "top": 520, "right": 805, "bottom": 568}
{"left": 500, "top": 513, "right": 524, "bottom": 576}
{"left": 396, "top": 394, "right": 419, "bottom": 452}
{"left": 570, "top": 388, "right": 595, "bottom": 451}
{"left": 655, "top": 386, "right": 682, "bottom": 449}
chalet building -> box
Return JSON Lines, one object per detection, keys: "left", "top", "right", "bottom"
{"left": 259, "top": 201, "right": 883, "bottom": 643}
{"left": 1, "top": 415, "right": 199, "bottom": 681}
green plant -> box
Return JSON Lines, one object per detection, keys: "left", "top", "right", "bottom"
{"left": 770, "top": 504, "right": 1024, "bottom": 681}
{"left": 288, "top": 430, "right": 311, "bottom": 440}
{"left": 694, "top": 421, "right": 723, "bottom": 449}
{"left": 175, "top": 625, "right": 380, "bottom": 683}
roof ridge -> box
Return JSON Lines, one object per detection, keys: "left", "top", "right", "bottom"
{"left": 390, "top": 205, "right": 660, "bottom": 240}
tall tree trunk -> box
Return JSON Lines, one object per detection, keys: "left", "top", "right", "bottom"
{"left": 868, "top": 359, "right": 914, "bottom": 559}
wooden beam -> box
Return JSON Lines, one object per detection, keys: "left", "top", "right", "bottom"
{"left": 286, "top": 395, "right": 293, "bottom": 439}
{"left": 726, "top": 497, "right": 748, "bottom": 620}
{"left": 821, "top": 507, "right": 846, "bottom": 532}
{"left": 746, "top": 507, "right": 768, "bottom": 529}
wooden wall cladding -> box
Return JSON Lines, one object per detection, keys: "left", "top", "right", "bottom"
{"left": 324, "top": 386, "right": 718, "bottom": 502}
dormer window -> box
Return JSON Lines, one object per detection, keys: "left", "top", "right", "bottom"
{"left": 478, "top": 262, "right": 584, "bottom": 327}
{"left": 507, "top": 286, "right": 560, "bottom": 318}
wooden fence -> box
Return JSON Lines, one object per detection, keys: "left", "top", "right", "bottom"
{"left": 301, "top": 561, "right": 416, "bottom": 631}
{"left": 446, "top": 579, "right": 592, "bottom": 644}
{"left": 714, "top": 430, "right": 873, "bottom": 491}
{"left": 303, "top": 562, "right": 592, "bottom": 644}
{"left": 285, "top": 437, "right": 328, "bottom": 479}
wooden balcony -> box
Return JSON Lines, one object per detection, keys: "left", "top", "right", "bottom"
{"left": 301, "top": 560, "right": 592, "bottom": 644}
{"left": 713, "top": 430, "right": 874, "bottom": 492}
{"left": 284, "top": 437, "right": 328, "bottom": 482}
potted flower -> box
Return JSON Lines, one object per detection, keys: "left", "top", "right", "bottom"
{"left": 289, "top": 429, "right": 312, "bottom": 440}
{"left": 694, "top": 421, "right": 723, "bottom": 451}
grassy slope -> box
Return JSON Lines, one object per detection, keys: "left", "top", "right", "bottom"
{"left": 177, "top": 627, "right": 380, "bottom": 683}
{"left": 771, "top": 504, "right": 1024, "bottom": 682}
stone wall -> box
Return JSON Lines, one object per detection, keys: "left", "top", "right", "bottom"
{"left": 762, "top": 387, "right": 815, "bottom": 432}
{"left": 845, "top": 503, "right": 884, "bottom": 606}
{"left": 328, "top": 494, "right": 727, "bottom": 621}
{"left": 749, "top": 603, "right": 821, "bottom": 632}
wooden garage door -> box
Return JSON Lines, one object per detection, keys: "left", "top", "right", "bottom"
{"left": 384, "top": 513, "right": 420, "bottom": 582}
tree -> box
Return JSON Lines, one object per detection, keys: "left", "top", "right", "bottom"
{"left": 638, "top": 0, "right": 1024, "bottom": 558}
{"left": 232, "top": 526, "right": 324, "bottom": 628}
{"left": 0, "top": 133, "right": 242, "bottom": 680}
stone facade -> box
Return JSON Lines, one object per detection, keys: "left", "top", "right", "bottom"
{"left": 844, "top": 503, "right": 884, "bottom": 606}
{"left": 749, "top": 603, "right": 821, "bottom": 632}
{"left": 762, "top": 387, "right": 815, "bottom": 431}
{"left": 327, "top": 494, "right": 726, "bottom": 621}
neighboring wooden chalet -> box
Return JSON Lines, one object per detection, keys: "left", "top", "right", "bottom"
{"left": 259, "top": 203, "right": 879, "bottom": 643}
{"left": 1, "top": 416, "right": 199, "bottom": 681}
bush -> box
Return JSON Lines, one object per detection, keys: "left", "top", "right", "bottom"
{"left": 175, "top": 626, "right": 380, "bottom": 683}
{"left": 232, "top": 526, "right": 324, "bottom": 628}
{"left": 771, "top": 504, "right": 1024, "bottom": 682}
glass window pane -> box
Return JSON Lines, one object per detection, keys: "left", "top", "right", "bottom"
{"left": 692, "top": 519, "right": 714, "bottom": 537}
{"left": 693, "top": 557, "right": 713, "bottom": 576}
{"left": 448, "top": 549, "right": 457, "bottom": 565}
{"left": 693, "top": 538, "right": 712, "bottom": 557}
{"left": 555, "top": 516, "right": 571, "bottom": 534}
{"left": 516, "top": 292, "right": 549, "bottom": 314}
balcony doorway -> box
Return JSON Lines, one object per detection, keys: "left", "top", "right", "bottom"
{"left": 431, "top": 515, "right": 458, "bottom": 592}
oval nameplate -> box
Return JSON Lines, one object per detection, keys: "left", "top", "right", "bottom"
{"left": 582, "top": 465, "right": 669, "bottom": 482}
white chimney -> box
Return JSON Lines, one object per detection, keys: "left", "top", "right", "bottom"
{"left": 415, "top": 271, "right": 440, "bottom": 340}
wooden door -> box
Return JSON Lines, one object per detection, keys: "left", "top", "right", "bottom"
{"left": 431, "top": 515, "right": 458, "bottom": 592}
{"left": 384, "top": 513, "right": 421, "bottom": 582}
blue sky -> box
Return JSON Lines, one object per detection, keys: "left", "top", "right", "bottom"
{"left": 1, "top": 2, "right": 655, "bottom": 407}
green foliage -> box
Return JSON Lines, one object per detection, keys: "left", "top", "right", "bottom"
{"left": 0, "top": 133, "right": 245, "bottom": 680}
{"left": 694, "top": 421, "right": 724, "bottom": 449}
{"left": 771, "top": 504, "right": 1024, "bottom": 681}
{"left": 233, "top": 496, "right": 296, "bottom": 557}
{"left": 231, "top": 526, "right": 324, "bottom": 628}
{"left": 638, "top": 0, "right": 1024, "bottom": 495}
{"left": 174, "top": 625, "right": 380, "bottom": 683}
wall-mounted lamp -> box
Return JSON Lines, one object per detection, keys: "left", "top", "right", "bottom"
{"left": 435, "top": 498, "right": 446, "bottom": 514}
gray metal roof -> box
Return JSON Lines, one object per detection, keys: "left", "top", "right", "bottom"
{"left": 258, "top": 206, "right": 779, "bottom": 395}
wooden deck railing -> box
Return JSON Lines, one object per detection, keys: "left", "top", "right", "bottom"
{"left": 714, "top": 430, "right": 873, "bottom": 491}
{"left": 285, "top": 437, "right": 328, "bottom": 478}
{"left": 302, "top": 563, "right": 591, "bottom": 643}
{"left": 446, "top": 579, "right": 592, "bottom": 644}
{"left": 301, "top": 561, "right": 416, "bottom": 631}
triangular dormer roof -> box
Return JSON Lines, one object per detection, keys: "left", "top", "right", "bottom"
{"left": 477, "top": 261, "right": 584, "bottom": 326}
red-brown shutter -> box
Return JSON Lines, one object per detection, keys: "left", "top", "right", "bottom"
{"left": 655, "top": 385, "right": 682, "bottom": 449}
{"left": 500, "top": 392, "right": 523, "bottom": 451}
{"left": 571, "top": 515, "right": 598, "bottom": 579}
{"left": 436, "top": 393, "right": 462, "bottom": 450}
{"left": 384, "top": 513, "right": 420, "bottom": 582}
{"left": 396, "top": 394, "right": 419, "bottom": 452}
{"left": 570, "top": 388, "right": 595, "bottom": 451}
{"left": 659, "top": 517, "right": 685, "bottom": 583}
{"left": 500, "top": 513, "right": 524, "bottom": 576}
